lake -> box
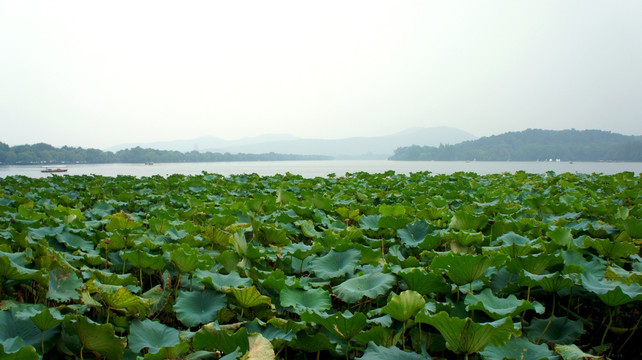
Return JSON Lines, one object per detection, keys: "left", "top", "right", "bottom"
{"left": 1, "top": 160, "right": 641, "bottom": 178}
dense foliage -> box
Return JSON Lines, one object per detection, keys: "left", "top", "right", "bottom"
{"left": 0, "top": 170, "right": 641, "bottom": 359}
{"left": 390, "top": 129, "right": 642, "bottom": 161}
{"left": 0, "top": 142, "right": 330, "bottom": 165}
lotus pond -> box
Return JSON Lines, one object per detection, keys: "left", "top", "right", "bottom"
{"left": 0, "top": 171, "right": 640, "bottom": 359}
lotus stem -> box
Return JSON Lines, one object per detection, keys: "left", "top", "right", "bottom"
{"left": 618, "top": 312, "right": 642, "bottom": 353}
{"left": 80, "top": 345, "right": 84, "bottom": 360}
{"left": 41, "top": 331, "right": 45, "bottom": 355}
{"left": 139, "top": 267, "right": 143, "bottom": 294}
{"left": 536, "top": 296, "right": 555, "bottom": 345}
{"left": 600, "top": 307, "right": 614, "bottom": 352}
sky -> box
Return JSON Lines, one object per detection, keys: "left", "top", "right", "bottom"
{"left": 1, "top": 1, "right": 641, "bottom": 150}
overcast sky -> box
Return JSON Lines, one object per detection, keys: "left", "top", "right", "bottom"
{"left": 1, "top": 1, "right": 641, "bottom": 150}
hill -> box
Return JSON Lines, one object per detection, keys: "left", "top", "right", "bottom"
{"left": 109, "top": 127, "right": 477, "bottom": 159}
{"left": 390, "top": 129, "right": 642, "bottom": 162}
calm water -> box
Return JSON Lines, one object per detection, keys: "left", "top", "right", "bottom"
{"left": 1, "top": 160, "right": 641, "bottom": 178}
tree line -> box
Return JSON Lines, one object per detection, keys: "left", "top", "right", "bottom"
{"left": 0, "top": 142, "right": 331, "bottom": 165}
{"left": 390, "top": 129, "right": 642, "bottom": 162}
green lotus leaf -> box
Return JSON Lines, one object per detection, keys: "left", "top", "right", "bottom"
{"left": 415, "top": 311, "right": 519, "bottom": 355}
{"left": 583, "top": 237, "right": 638, "bottom": 261}
{"left": 359, "top": 215, "right": 381, "bottom": 231}
{"left": 0, "top": 308, "right": 59, "bottom": 354}
{"left": 143, "top": 343, "right": 190, "bottom": 360}
{"left": 90, "top": 201, "right": 115, "bottom": 218}
{"left": 281, "top": 242, "right": 314, "bottom": 260}
{"left": 245, "top": 320, "right": 295, "bottom": 343}
{"left": 279, "top": 287, "right": 331, "bottom": 313}
{"left": 398, "top": 268, "right": 451, "bottom": 295}
{"left": 255, "top": 224, "right": 290, "bottom": 247}
{"left": 333, "top": 272, "right": 396, "bottom": 303}
{"left": 195, "top": 270, "right": 253, "bottom": 292}
{"left": 554, "top": 344, "right": 602, "bottom": 359}
{"left": 547, "top": 227, "right": 574, "bottom": 248}
{"left": 449, "top": 211, "right": 489, "bottom": 231}
{"left": 106, "top": 212, "right": 142, "bottom": 233}
{"left": 465, "top": 288, "right": 543, "bottom": 320}
{"left": 229, "top": 286, "right": 271, "bottom": 308}
{"left": 56, "top": 230, "right": 95, "bottom": 252}
{"left": 580, "top": 272, "right": 642, "bottom": 306}
{"left": 398, "top": 221, "right": 430, "bottom": 248}
{"left": 127, "top": 319, "right": 180, "bottom": 354}
{"left": 28, "top": 307, "right": 65, "bottom": 332}
{"left": 0, "top": 255, "right": 44, "bottom": 284}
{"left": 455, "top": 230, "right": 485, "bottom": 246}
{"left": 216, "top": 250, "right": 241, "bottom": 272}
{"left": 518, "top": 271, "right": 575, "bottom": 293}
{"left": 245, "top": 333, "right": 275, "bottom": 360}
{"left": 142, "top": 284, "right": 172, "bottom": 316}
{"left": 0, "top": 339, "right": 39, "bottom": 359}
{"left": 356, "top": 341, "right": 428, "bottom": 360}
{"left": 379, "top": 204, "right": 406, "bottom": 217}
{"left": 290, "top": 331, "right": 334, "bottom": 352}
{"left": 480, "top": 337, "right": 556, "bottom": 360}
{"left": 309, "top": 249, "right": 361, "bottom": 280}
{"left": 193, "top": 324, "right": 249, "bottom": 354}
{"left": 64, "top": 315, "right": 126, "bottom": 360}
{"left": 431, "top": 252, "right": 506, "bottom": 286}
{"left": 300, "top": 310, "right": 367, "bottom": 340}
{"left": 170, "top": 247, "right": 202, "bottom": 274}
{"left": 47, "top": 268, "right": 82, "bottom": 302}
{"left": 174, "top": 289, "right": 227, "bottom": 327}
{"left": 120, "top": 250, "right": 166, "bottom": 270}
{"left": 297, "top": 220, "right": 322, "bottom": 238}
{"left": 621, "top": 217, "right": 642, "bottom": 238}
{"left": 381, "top": 290, "right": 426, "bottom": 322}
{"left": 354, "top": 327, "right": 395, "bottom": 347}
{"left": 525, "top": 316, "right": 584, "bottom": 345}
{"left": 506, "top": 253, "right": 564, "bottom": 275}
{"left": 89, "top": 268, "right": 138, "bottom": 287}
{"left": 88, "top": 280, "right": 150, "bottom": 315}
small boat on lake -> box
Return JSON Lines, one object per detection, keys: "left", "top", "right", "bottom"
{"left": 41, "top": 167, "right": 68, "bottom": 173}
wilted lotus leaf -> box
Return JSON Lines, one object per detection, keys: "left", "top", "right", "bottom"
{"left": 465, "top": 288, "right": 543, "bottom": 320}
{"left": 480, "top": 337, "right": 556, "bottom": 360}
{"left": 47, "top": 268, "right": 82, "bottom": 302}
{"left": 279, "top": 287, "right": 331, "bottom": 313}
{"left": 415, "top": 311, "right": 519, "bottom": 355}
{"left": 174, "top": 290, "right": 227, "bottom": 327}
{"left": 127, "top": 319, "right": 180, "bottom": 354}
{"left": 554, "top": 344, "right": 603, "bottom": 359}
{"left": 309, "top": 249, "right": 360, "bottom": 280}
{"left": 356, "top": 341, "right": 428, "bottom": 360}
{"left": 87, "top": 280, "right": 150, "bottom": 315}
{"left": 245, "top": 333, "right": 276, "bottom": 360}
{"left": 333, "top": 272, "right": 396, "bottom": 303}
{"left": 381, "top": 290, "right": 426, "bottom": 322}
{"left": 300, "top": 310, "right": 367, "bottom": 341}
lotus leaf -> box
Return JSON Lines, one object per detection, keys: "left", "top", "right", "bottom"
{"left": 518, "top": 271, "right": 575, "bottom": 293}
{"left": 127, "top": 319, "right": 180, "bottom": 354}
{"left": 309, "top": 249, "right": 360, "bottom": 280}
{"left": 143, "top": 343, "right": 190, "bottom": 360}
{"left": 583, "top": 237, "right": 638, "bottom": 261}
{"left": 359, "top": 215, "right": 381, "bottom": 230}
{"left": 119, "top": 250, "right": 166, "bottom": 270}
{"left": 0, "top": 308, "right": 59, "bottom": 353}
{"left": 245, "top": 333, "right": 275, "bottom": 360}
{"left": 193, "top": 325, "right": 249, "bottom": 354}
{"left": 431, "top": 252, "right": 506, "bottom": 286}
{"left": 0, "top": 338, "right": 39, "bottom": 359}
{"left": 381, "top": 290, "right": 426, "bottom": 322}
{"left": 354, "top": 327, "right": 395, "bottom": 347}
{"left": 416, "top": 311, "right": 519, "bottom": 355}
{"left": 449, "top": 211, "right": 489, "bottom": 231}
{"left": 47, "top": 268, "right": 82, "bottom": 302}
{"left": 398, "top": 221, "right": 430, "bottom": 248}
{"left": 480, "top": 337, "right": 556, "bottom": 360}
{"left": 525, "top": 316, "right": 584, "bottom": 345}
{"left": 279, "top": 287, "right": 331, "bottom": 313}
{"left": 356, "top": 341, "right": 429, "bottom": 360}
{"left": 333, "top": 272, "right": 396, "bottom": 303}
{"left": 195, "top": 270, "right": 253, "bottom": 291}
{"left": 300, "top": 310, "right": 367, "bottom": 340}
{"left": 0, "top": 254, "right": 44, "bottom": 284}
{"left": 580, "top": 272, "right": 642, "bottom": 306}
{"left": 554, "top": 344, "right": 602, "bottom": 359}
{"left": 64, "top": 315, "right": 126, "bottom": 360}
{"left": 465, "top": 288, "right": 543, "bottom": 320}
{"left": 170, "top": 247, "right": 202, "bottom": 273}
{"left": 174, "top": 290, "right": 227, "bottom": 327}
{"left": 398, "top": 268, "right": 451, "bottom": 295}
{"left": 547, "top": 227, "right": 574, "bottom": 248}
{"left": 229, "top": 286, "right": 272, "bottom": 308}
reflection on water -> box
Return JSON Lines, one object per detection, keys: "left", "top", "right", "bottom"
{"left": 1, "top": 160, "right": 641, "bottom": 178}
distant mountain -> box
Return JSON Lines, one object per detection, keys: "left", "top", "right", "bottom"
{"left": 390, "top": 129, "right": 642, "bottom": 162}
{"left": 109, "top": 127, "right": 477, "bottom": 159}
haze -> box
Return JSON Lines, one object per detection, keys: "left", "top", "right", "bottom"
{"left": 1, "top": 1, "right": 641, "bottom": 150}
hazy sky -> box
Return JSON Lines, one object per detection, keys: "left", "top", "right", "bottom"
{"left": 1, "top": 1, "right": 641, "bottom": 149}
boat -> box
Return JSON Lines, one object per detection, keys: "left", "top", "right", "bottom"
{"left": 41, "top": 167, "right": 68, "bottom": 173}
{"left": 145, "top": 162, "right": 154, "bottom": 165}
